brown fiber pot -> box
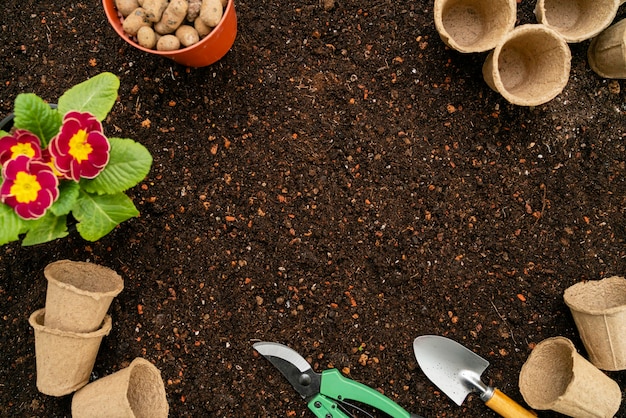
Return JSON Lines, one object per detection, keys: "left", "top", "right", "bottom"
{"left": 519, "top": 337, "right": 621, "bottom": 418}
{"left": 564, "top": 276, "right": 626, "bottom": 370}
{"left": 433, "top": 0, "right": 517, "bottom": 53}
{"left": 44, "top": 260, "right": 123, "bottom": 333}
{"left": 103, "top": 0, "right": 237, "bottom": 67}
{"left": 482, "top": 24, "right": 571, "bottom": 106}
{"left": 588, "top": 19, "right": 626, "bottom": 79}
{"left": 534, "top": 0, "right": 622, "bottom": 43}
{"left": 72, "top": 358, "right": 169, "bottom": 417}
{"left": 29, "top": 309, "right": 112, "bottom": 397}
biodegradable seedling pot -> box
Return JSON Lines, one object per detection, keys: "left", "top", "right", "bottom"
{"left": 535, "top": 0, "right": 623, "bottom": 43}
{"left": 482, "top": 24, "right": 571, "bottom": 106}
{"left": 72, "top": 357, "right": 169, "bottom": 418}
{"left": 103, "top": 0, "right": 237, "bottom": 67}
{"left": 29, "top": 309, "right": 112, "bottom": 397}
{"left": 588, "top": 19, "right": 626, "bottom": 79}
{"left": 519, "top": 337, "right": 621, "bottom": 418}
{"left": 564, "top": 276, "right": 626, "bottom": 370}
{"left": 433, "top": 0, "right": 517, "bottom": 53}
{"left": 44, "top": 260, "right": 123, "bottom": 333}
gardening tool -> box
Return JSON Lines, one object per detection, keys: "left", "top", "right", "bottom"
{"left": 413, "top": 335, "right": 536, "bottom": 418}
{"left": 254, "top": 341, "right": 423, "bottom": 418}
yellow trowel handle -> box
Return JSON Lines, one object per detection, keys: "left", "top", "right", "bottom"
{"left": 484, "top": 389, "right": 538, "bottom": 418}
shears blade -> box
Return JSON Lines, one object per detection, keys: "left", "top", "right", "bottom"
{"left": 253, "top": 341, "right": 321, "bottom": 400}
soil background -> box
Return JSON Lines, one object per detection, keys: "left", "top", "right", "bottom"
{"left": 1, "top": 0, "right": 625, "bottom": 417}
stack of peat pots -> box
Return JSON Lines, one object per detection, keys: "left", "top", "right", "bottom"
{"left": 434, "top": 0, "right": 626, "bottom": 106}
{"left": 517, "top": 276, "right": 626, "bottom": 417}
{"left": 28, "top": 260, "right": 169, "bottom": 417}
{"left": 29, "top": 260, "right": 122, "bottom": 397}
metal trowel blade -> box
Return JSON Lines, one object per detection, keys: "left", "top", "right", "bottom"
{"left": 413, "top": 335, "right": 490, "bottom": 405}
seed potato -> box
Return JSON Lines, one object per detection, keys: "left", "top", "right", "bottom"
{"left": 137, "top": 26, "right": 158, "bottom": 49}
{"left": 142, "top": 0, "right": 168, "bottom": 22}
{"left": 115, "top": 0, "right": 140, "bottom": 17}
{"left": 154, "top": 0, "right": 189, "bottom": 34}
{"left": 117, "top": 0, "right": 227, "bottom": 51}
{"left": 122, "top": 7, "right": 151, "bottom": 36}
{"left": 176, "top": 25, "right": 200, "bottom": 47}
{"left": 156, "top": 34, "right": 181, "bottom": 51}
{"left": 194, "top": 16, "right": 212, "bottom": 37}
{"left": 187, "top": 0, "right": 203, "bottom": 22}
{"left": 200, "top": 0, "right": 223, "bottom": 28}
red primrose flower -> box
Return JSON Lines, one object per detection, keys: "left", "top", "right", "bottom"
{"left": 0, "top": 155, "right": 59, "bottom": 219}
{"left": 0, "top": 129, "right": 42, "bottom": 166}
{"left": 48, "top": 111, "right": 110, "bottom": 181}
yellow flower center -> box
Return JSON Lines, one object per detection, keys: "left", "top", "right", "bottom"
{"left": 10, "top": 143, "right": 36, "bottom": 159}
{"left": 46, "top": 159, "right": 63, "bottom": 177}
{"left": 10, "top": 171, "right": 42, "bottom": 203}
{"left": 68, "top": 129, "right": 93, "bottom": 163}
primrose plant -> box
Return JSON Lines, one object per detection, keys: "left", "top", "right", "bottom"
{"left": 0, "top": 72, "right": 152, "bottom": 246}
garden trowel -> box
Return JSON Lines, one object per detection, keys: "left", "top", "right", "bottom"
{"left": 413, "top": 335, "right": 537, "bottom": 418}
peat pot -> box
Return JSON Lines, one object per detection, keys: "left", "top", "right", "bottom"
{"left": 519, "top": 337, "right": 621, "bottom": 418}
{"left": 588, "top": 19, "right": 626, "bottom": 79}
{"left": 72, "top": 358, "right": 169, "bottom": 418}
{"left": 29, "top": 309, "right": 112, "bottom": 396}
{"left": 433, "top": 0, "right": 517, "bottom": 53}
{"left": 44, "top": 260, "right": 123, "bottom": 333}
{"left": 482, "top": 24, "right": 571, "bottom": 106}
{"left": 534, "top": 0, "right": 624, "bottom": 43}
{"left": 564, "top": 276, "right": 626, "bottom": 370}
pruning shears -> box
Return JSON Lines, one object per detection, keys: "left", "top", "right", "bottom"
{"left": 253, "top": 341, "right": 424, "bottom": 418}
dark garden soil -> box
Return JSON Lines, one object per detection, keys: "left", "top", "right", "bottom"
{"left": 1, "top": 0, "right": 625, "bottom": 416}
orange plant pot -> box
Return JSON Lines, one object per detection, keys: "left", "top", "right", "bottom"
{"left": 103, "top": 0, "right": 237, "bottom": 68}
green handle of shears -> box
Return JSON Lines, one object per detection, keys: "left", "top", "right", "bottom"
{"left": 306, "top": 368, "right": 417, "bottom": 418}
{"left": 307, "top": 393, "right": 352, "bottom": 418}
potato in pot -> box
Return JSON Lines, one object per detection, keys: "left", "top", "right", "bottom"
{"left": 156, "top": 34, "right": 181, "bottom": 51}
{"left": 176, "top": 25, "right": 200, "bottom": 47}
{"left": 122, "top": 7, "right": 151, "bottom": 36}
{"left": 137, "top": 26, "right": 158, "bottom": 49}
{"left": 115, "top": 0, "right": 140, "bottom": 17}
{"left": 115, "top": 0, "right": 229, "bottom": 51}
{"left": 200, "top": 0, "right": 223, "bottom": 28}
{"left": 154, "top": 0, "right": 189, "bottom": 34}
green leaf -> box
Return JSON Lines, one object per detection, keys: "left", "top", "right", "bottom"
{"left": 13, "top": 94, "right": 62, "bottom": 147}
{"left": 0, "top": 203, "right": 25, "bottom": 245}
{"left": 81, "top": 137, "right": 152, "bottom": 195}
{"left": 58, "top": 72, "right": 120, "bottom": 121}
{"left": 0, "top": 130, "right": 8, "bottom": 138}
{"left": 72, "top": 190, "right": 139, "bottom": 241}
{"left": 50, "top": 181, "right": 80, "bottom": 216}
{"left": 21, "top": 214, "right": 69, "bottom": 246}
